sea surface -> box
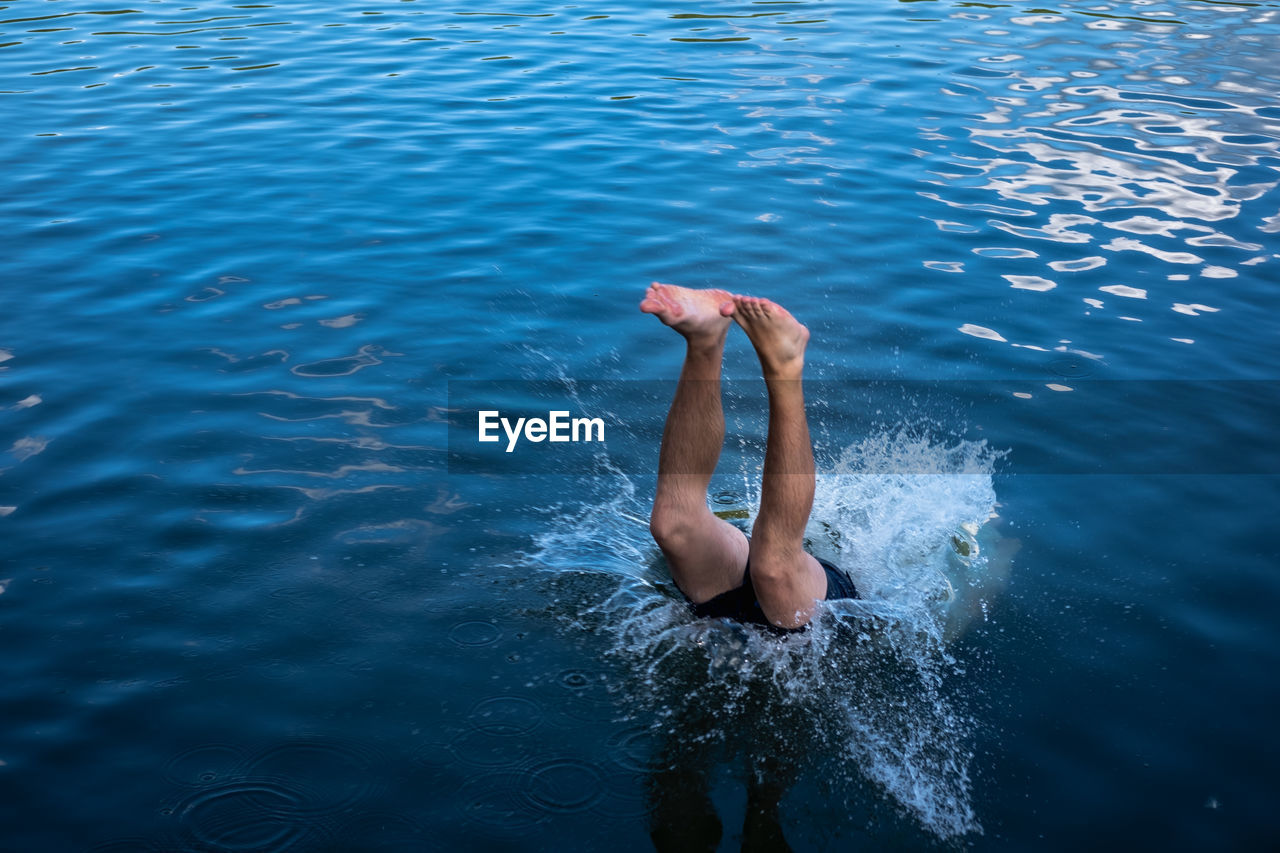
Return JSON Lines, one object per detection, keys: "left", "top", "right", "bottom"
{"left": 1, "top": 0, "right": 1277, "bottom": 849}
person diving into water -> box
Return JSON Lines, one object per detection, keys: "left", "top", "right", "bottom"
{"left": 641, "top": 282, "right": 859, "bottom": 632}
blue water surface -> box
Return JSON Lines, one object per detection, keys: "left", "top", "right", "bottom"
{"left": 1, "top": 0, "right": 1278, "bottom": 849}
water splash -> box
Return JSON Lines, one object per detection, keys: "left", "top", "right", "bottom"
{"left": 524, "top": 427, "right": 1009, "bottom": 840}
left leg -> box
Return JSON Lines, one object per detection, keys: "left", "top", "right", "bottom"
{"left": 726, "top": 296, "right": 827, "bottom": 629}
{"left": 641, "top": 283, "right": 750, "bottom": 604}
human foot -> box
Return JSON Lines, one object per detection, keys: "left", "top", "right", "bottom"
{"left": 724, "top": 295, "right": 809, "bottom": 378}
{"left": 639, "top": 282, "right": 734, "bottom": 344}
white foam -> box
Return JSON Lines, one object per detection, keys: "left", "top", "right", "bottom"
{"left": 524, "top": 428, "right": 1006, "bottom": 839}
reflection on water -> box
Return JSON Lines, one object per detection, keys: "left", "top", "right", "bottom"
{"left": 913, "top": 1, "right": 1279, "bottom": 367}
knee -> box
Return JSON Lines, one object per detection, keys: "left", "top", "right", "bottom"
{"left": 745, "top": 548, "right": 804, "bottom": 583}
{"left": 649, "top": 509, "right": 693, "bottom": 551}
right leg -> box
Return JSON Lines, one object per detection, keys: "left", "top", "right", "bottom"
{"left": 642, "top": 283, "right": 750, "bottom": 604}
{"left": 727, "top": 296, "right": 828, "bottom": 629}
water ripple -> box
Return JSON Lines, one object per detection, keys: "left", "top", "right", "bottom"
{"left": 245, "top": 739, "right": 386, "bottom": 814}
{"left": 163, "top": 743, "right": 249, "bottom": 788}
{"left": 522, "top": 758, "right": 605, "bottom": 814}
{"left": 468, "top": 695, "right": 543, "bottom": 736}
{"left": 176, "top": 781, "right": 314, "bottom": 852}
{"left": 3, "top": 0, "right": 1278, "bottom": 848}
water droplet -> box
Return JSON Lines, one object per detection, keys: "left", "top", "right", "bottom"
{"left": 558, "top": 669, "right": 591, "bottom": 690}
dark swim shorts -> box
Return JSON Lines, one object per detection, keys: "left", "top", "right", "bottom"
{"left": 687, "top": 555, "right": 859, "bottom": 634}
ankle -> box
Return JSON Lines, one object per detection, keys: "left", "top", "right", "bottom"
{"left": 760, "top": 360, "right": 804, "bottom": 383}
{"left": 684, "top": 333, "right": 727, "bottom": 359}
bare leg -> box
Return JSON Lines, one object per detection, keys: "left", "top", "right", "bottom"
{"left": 726, "top": 296, "right": 827, "bottom": 629}
{"left": 642, "top": 283, "right": 750, "bottom": 603}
